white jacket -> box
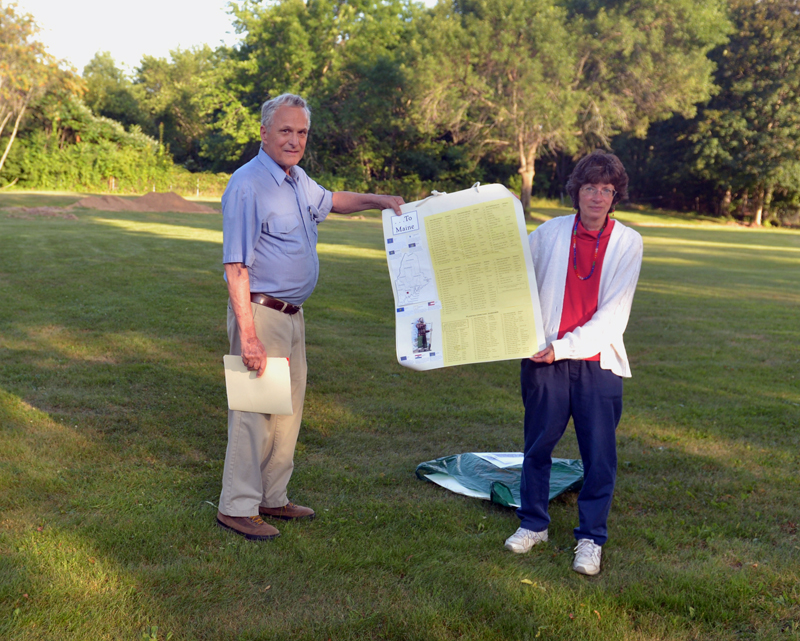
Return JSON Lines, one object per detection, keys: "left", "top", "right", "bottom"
{"left": 529, "top": 214, "right": 643, "bottom": 378}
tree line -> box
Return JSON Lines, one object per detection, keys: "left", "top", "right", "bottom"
{"left": 2, "top": 0, "right": 799, "bottom": 225}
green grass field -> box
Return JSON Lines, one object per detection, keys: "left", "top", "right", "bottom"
{"left": 1, "top": 193, "right": 798, "bottom": 640}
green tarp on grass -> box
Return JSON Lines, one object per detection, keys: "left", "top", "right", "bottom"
{"left": 415, "top": 453, "right": 584, "bottom": 508}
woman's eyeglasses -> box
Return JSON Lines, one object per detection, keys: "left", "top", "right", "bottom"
{"left": 580, "top": 186, "right": 616, "bottom": 199}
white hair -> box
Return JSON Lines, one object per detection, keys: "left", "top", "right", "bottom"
{"left": 261, "top": 94, "right": 311, "bottom": 130}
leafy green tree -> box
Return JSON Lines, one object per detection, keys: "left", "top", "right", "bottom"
{"left": 83, "top": 51, "right": 144, "bottom": 129}
{"left": 0, "top": 15, "right": 175, "bottom": 193}
{"left": 134, "top": 46, "right": 217, "bottom": 168}
{"left": 566, "top": 0, "right": 730, "bottom": 147}
{"left": 199, "top": 0, "right": 430, "bottom": 190}
{"left": 15, "top": 92, "right": 171, "bottom": 191}
{"left": 299, "top": 0, "right": 428, "bottom": 190}
{"left": 415, "top": 0, "right": 582, "bottom": 214}
{"left": 689, "top": 0, "right": 800, "bottom": 225}
{"left": 415, "top": 0, "right": 730, "bottom": 214}
{"left": 0, "top": 2, "right": 72, "bottom": 178}
{"left": 196, "top": 0, "right": 325, "bottom": 169}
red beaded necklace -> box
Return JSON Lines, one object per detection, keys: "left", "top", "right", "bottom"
{"left": 572, "top": 213, "right": 608, "bottom": 281}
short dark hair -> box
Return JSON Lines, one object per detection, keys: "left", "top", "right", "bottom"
{"left": 566, "top": 150, "right": 629, "bottom": 210}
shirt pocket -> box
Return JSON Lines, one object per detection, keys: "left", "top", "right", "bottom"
{"left": 308, "top": 205, "right": 320, "bottom": 242}
{"left": 263, "top": 214, "right": 305, "bottom": 255}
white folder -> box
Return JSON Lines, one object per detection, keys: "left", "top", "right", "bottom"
{"left": 223, "top": 355, "right": 293, "bottom": 415}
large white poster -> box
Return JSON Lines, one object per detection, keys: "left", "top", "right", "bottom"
{"left": 382, "top": 184, "right": 545, "bottom": 371}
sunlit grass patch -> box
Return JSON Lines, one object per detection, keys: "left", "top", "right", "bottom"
{"left": 93, "top": 218, "right": 224, "bottom": 244}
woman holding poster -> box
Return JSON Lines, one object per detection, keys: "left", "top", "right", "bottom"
{"left": 504, "top": 151, "right": 643, "bottom": 576}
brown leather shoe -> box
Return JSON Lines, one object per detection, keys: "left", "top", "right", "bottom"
{"left": 259, "top": 501, "right": 315, "bottom": 521}
{"left": 216, "top": 512, "right": 280, "bottom": 540}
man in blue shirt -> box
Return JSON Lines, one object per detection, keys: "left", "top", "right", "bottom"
{"left": 217, "top": 93, "right": 404, "bottom": 541}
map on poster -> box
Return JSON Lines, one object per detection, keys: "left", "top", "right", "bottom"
{"left": 381, "top": 184, "right": 545, "bottom": 371}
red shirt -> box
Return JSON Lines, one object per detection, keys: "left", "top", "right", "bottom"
{"left": 558, "top": 215, "right": 615, "bottom": 360}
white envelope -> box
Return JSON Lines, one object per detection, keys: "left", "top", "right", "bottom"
{"left": 223, "top": 355, "right": 293, "bottom": 415}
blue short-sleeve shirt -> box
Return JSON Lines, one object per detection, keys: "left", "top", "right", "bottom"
{"left": 222, "top": 148, "right": 333, "bottom": 305}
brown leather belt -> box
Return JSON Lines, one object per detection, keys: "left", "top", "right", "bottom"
{"left": 250, "top": 293, "right": 302, "bottom": 315}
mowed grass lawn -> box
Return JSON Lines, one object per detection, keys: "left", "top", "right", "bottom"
{"left": 0, "top": 192, "right": 798, "bottom": 641}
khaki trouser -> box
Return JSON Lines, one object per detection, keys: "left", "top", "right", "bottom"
{"left": 219, "top": 302, "right": 307, "bottom": 516}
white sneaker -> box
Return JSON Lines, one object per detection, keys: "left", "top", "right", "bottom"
{"left": 504, "top": 527, "right": 548, "bottom": 554}
{"left": 572, "top": 538, "right": 602, "bottom": 575}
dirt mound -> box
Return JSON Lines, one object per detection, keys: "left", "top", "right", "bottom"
{"left": 70, "top": 192, "right": 216, "bottom": 214}
{"left": 4, "top": 207, "right": 79, "bottom": 220}
{"left": 135, "top": 191, "right": 216, "bottom": 213}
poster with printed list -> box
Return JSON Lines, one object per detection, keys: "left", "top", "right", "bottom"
{"left": 381, "top": 184, "right": 545, "bottom": 371}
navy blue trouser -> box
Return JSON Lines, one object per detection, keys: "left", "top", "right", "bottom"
{"left": 517, "top": 359, "right": 623, "bottom": 545}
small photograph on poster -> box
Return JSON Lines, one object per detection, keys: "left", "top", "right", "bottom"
{"left": 396, "top": 306, "right": 443, "bottom": 366}
{"left": 412, "top": 316, "right": 433, "bottom": 353}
